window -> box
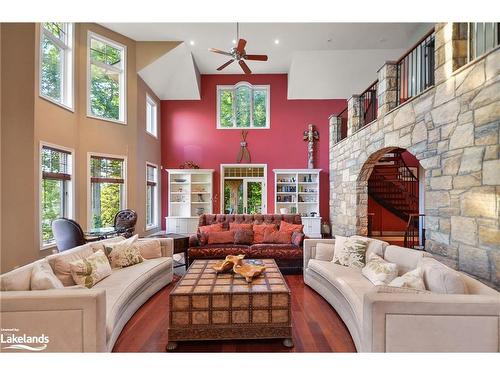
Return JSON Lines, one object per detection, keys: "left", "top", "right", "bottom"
{"left": 40, "top": 145, "right": 73, "bottom": 247}
{"left": 217, "top": 82, "right": 270, "bottom": 129}
{"left": 468, "top": 23, "right": 500, "bottom": 62}
{"left": 146, "top": 164, "right": 159, "bottom": 229}
{"left": 39, "top": 22, "right": 73, "bottom": 109}
{"left": 88, "top": 32, "right": 126, "bottom": 123}
{"left": 146, "top": 95, "right": 158, "bottom": 137}
{"left": 89, "top": 155, "right": 126, "bottom": 229}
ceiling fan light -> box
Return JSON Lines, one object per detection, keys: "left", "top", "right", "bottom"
{"left": 274, "top": 39, "right": 280, "bottom": 45}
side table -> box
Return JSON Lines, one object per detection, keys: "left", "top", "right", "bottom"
{"left": 146, "top": 232, "right": 189, "bottom": 270}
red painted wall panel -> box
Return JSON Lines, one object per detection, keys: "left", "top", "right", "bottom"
{"left": 161, "top": 74, "right": 346, "bottom": 226}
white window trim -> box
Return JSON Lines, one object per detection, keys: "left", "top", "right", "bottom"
{"left": 39, "top": 141, "right": 75, "bottom": 250}
{"left": 86, "top": 31, "right": 127, "bottom": 125}
{"left": 87, "top": 152, "right": 128, "bottom": 231}
{"left": 145, "top": 162, "right": 160, "bottom": 231}
{"left": 146, "top": 94, "right": 158, "bottom": 138}
{"left": 216, "top": 81, "right": 271, "bottom": 129}
{"left": 39, "top": 23, "right": 75, "bottom": 112}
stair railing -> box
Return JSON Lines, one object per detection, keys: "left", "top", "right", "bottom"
{"left": 404, "top": 213, "right": 425, "bottom": 249}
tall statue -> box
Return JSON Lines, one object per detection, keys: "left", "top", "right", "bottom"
{"left": 303, "top": 124, "right": 319, "bottom": 169}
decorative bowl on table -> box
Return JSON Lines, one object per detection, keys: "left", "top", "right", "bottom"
{"left": 212, "top": 254, "right": 245, "bottom": 273}
{"left": 233, "top": 263, "right": 266, "bottom": 283}
{"left": 174, "top": 178, "right": 186, "bottom": 183}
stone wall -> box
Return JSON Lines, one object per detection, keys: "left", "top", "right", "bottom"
{"left": 329, "top": 43, "right": 500, "bottom": 288}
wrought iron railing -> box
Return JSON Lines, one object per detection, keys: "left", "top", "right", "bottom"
{"left": 333, "top": 106, "right": 348, "bottom": 143}
{"left": 396, "top": 29, "right": 435, "bottom": 106}
{"left": 404, "top": 214, "right": 425, "bottom": 250}
{"left": 359, "top": 80, "right": 378, "bottom": 127}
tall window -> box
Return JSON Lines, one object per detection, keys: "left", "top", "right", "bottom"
{"left": 217, "top": 82, "right": 270, "bottom": 129}
{"left": 39, "top": 22, "right": 73, "bottom": 109}
{"left": 146, "top": 164, "right": 158, "bottom": 229}
{"left": 88, "top": 32, "right": 126, "bottom": 123}
{"left": 146, "top": 94, "right": 158, "bottom": 137}
{"left": 90, "top": 155, "right": 126, "bottom": 229}
{"left": 41, "top": 145, "right": 73, "bottom": 246}
{"left": 468, "top": 23, "right": 500, "bottom": 62}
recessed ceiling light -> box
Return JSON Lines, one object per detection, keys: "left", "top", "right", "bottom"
{"left": 189, "top": 40, "right": 195, "bottom": 46}
{"left": 232, "top": 39, "right": 236, "bottom": 44}
{"left": 274, "top": 39, "right": 280, "bottom": 45}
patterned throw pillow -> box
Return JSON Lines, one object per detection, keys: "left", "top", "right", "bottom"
{"left": 69, "top": 250, "right": 112, "bottom": 288}
{"left": 279, "top": 221, "right": 304, "bottom": 234}
{"left": 207, "top": 231, "right": 235, "bottom": 245}
{"left": 234, "top": 229, "right": 254, "bottom": 245}
{"left": 104, "top": 235, "right": 144, "bottom": 268}
{"left": 362, "top": 253, "right": 398, "bottom": 286}
{"left": 291, "top": 231, "right": 305, "bottom": 247}
{"left": 332, "top": 237, "right": 368, "bottom": 268}
{"left": 262, "top": 228, "right": 292, "bottom": 244}
{"left": 388, "top": 267, "right": 426, "bottom": 290}
{"left": 252, "top": 224, "right": 277, "bottom": 243}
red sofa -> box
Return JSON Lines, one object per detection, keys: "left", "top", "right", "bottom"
{"left": 188, "top": 214, "right": 304, "bottom": 274}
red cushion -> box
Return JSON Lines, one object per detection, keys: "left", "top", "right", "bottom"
{"left": 279, "top": 220, "right": 303, "bottom": 234}
{"left": 198, "top": 223, "right": 224, "bottom": 234}
{"left": 263, "top": 228, "right": 292, "bottom": 244}
{"left": 253, "top": 224, "right": 277, "bottom": 243}
{"left": 229, "top": 223, "right": 253, "bottom": 232}
{"left": 207, "top": 231, "right": 235, "bottom": 245}
{"left": 234, "top": 229, "right": 254, "bottom": 245}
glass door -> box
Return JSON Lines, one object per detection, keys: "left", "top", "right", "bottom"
{"left": 244, "top": 179, "right": 264, "bottom": 214}
{"left": 223, "top": 178, "right": 265, "bottom": 214}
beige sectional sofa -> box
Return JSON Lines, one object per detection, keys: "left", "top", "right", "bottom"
{"left": 0, "top": 237, "right": 174, "bottom": 352}
{"left": 303, "top": 237, "right": 500, "bottom": 352}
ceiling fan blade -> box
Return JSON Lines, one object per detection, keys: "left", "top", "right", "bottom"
{"left": 217, "top": 60, "right": 234, "bottom": 71}
{"left": 239, "top": 60, "right": 251, "bottom": 75}
{"left": 244, "top": 54, "right": 268, "bottom": 61}
{"left": 236, "top": 39, "right": 247, "bottom": 54}
{"left": 209, "top": 48, "right": 232, "bottom": 56}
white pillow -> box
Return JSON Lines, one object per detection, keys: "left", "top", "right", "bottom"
{"left": 362, "top": 253, "right": 398, "bottom": 286}
{"left": 30, "top": 260, "right": 64, "bottom": 290}
{"left": 69, "top": 250, "right": 112, "bottom": 288}
{"left": 418, "top": 257, "right": 467, "bottom": 294}
{"left": 315, "top": 243, "right": 335, "bottom": 261}
{"left": 388, "top": 267, "right": 426, "bottom": 290}
{"left": 332, "top": 236, "right": 368, "bottom": 268}
{"left": 104, "top": 235, "right": 144, "bottom": 268}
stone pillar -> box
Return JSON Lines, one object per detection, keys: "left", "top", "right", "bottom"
{"left": 434, "top": 22, "right": 468, "bottom": 85}
{"left": 347, "top": 95, "right": 362, "bottom": 136}
{"left": 377, "top": 61, "right": 398, "bottom": 116}
{"left": 329, "top": 114, "right": 342, "bottom": 144}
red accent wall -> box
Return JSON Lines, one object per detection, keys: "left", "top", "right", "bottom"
{"left": 161, "top": 74, "right": 346, "bottom": 226}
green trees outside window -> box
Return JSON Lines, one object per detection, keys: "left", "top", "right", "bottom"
{"left": 218, "top": 82, "right": 269, "bottom": 128}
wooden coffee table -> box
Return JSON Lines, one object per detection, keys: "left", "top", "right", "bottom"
{"left": 167, "top": 259, "right": 293, "bottom": 350}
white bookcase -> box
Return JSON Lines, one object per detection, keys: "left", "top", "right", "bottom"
{"left": 273, "top": 169, "right": 322, "bottom": 238}
{"left": 165, "top": 169, "right": 214, "bottom": 235}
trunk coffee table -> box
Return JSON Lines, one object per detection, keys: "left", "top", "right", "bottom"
{"left": 167, "top": 259, "right": 293, "bottom": 350}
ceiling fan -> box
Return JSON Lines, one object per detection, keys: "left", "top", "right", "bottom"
{"left": 209, "top": 23, "right": 268, "bottom": 74}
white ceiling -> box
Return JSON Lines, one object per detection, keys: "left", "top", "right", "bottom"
{"left": 102, "top": 22, "right": 433, "bottom": 99}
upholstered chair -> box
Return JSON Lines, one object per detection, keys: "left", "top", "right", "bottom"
{"left": 114, "top": 209, "right": 138, "bottom": 238}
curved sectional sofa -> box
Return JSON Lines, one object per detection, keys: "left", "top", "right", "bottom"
{"left": 303, "top": 236, "right": 500, "bottom": 352}
{"left": 0, "top": 237, "right": 174, "bottom": 352}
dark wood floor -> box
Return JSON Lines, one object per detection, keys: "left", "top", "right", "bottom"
{"left": 113, "top": 275, "right": 356, "bottom": 352}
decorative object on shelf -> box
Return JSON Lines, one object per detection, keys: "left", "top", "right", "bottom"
{"left": 302, "top": 124, "right": 319, "bottom": 169}
{"left": 321, "top": 221, "right": 331, "bottom": 236}
{"left": 195, "top": 207, "right": 205, "bottom": 216}
{"left": 310, "top": 212, "right": 318, "bottom": 217}
{"left": 308, "top": 174, "right": 313, "bottom": 182}
{"left": 236, "top": 130, "right": 251, "bottom": 163}
{"left": 198, "top": 193, "right": 204, "bottom": 202}
{"left": 174, "top": 178, "right": 186, "bottom": 183}
{"left": 279, "top": 207, "right": 289, "bottom": 214}
{"left": 179, "top": 161, "right": 200, "bottom": 169}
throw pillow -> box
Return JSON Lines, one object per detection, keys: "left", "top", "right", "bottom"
{"left": 418, "top": 257, "right": 467, "bottom": 294}
{"left": 315, "top": 243, "right": 335, "bottom": 261}
{"left": 376, "top": 285, "right": 432, "bottom": 295}
{"left": 198, "top": 223, "right": 225, "bottom": 235}
{"left": 104, "top": 235, "right": 144, "bottom": 268}
{"left": 279, "top": 221, "right": 304, "bottom": 234}
{"left": 207, "top": 231, "right": 235, "bottom": 245}
{"left": 332, "top": 237, "right": 368, "bottom": 268}
{"left": 30, "top": 260, "right": 64, "bottom": 290}
{"left": 51, "top": 245, "right": 95, "bottom": 286}
{"left": 253, "top": 224, "right": 277, "bottom": 243}
{"left": 229, "top": 223, "right": 253, "bottom": 232}
{"left": 234, "top": 229, "right": 254, "bottom": 245}
{"left": 388, "top": 267, "right": 426, "bottom": 290}
{"left": 291, "top": 231, "right": 305, "bottom": 247}
{"left": 69, "top": 250, "right": 112, "bottom": 288}
{"left": 262, "top": 228, "right": 292, "bottom": 244}
{"left": 135, "top": 239, "right": 162, "bottom": 259}
{"left": 361, "top": 253, "right": 398, "bottom": 286}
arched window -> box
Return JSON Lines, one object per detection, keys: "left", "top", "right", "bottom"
{"left": 216, "top": 81, "right": 270, "bottom": 129}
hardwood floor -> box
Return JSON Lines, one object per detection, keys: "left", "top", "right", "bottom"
{"left": 112, "top": 275, "right": 356, "bottom": 353}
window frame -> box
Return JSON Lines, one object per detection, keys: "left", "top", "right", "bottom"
{"left": 87, "top": 152, "right": 128, "bottom": 230}
{"left": 216, "top": 81, "right": 270, "bottom": 129}
{"left": 145, "top": 162, "right": 159, "bottom": 231}
{"left": 145, "top": 94, "right": 158, "bottom": 138}
{"left": 39, "top": 142, "right": 75, "bottom": 250}
{"left": 86, "top": 31, "right": 127, "bottom": 125}
{"left": 39, "top": 22, "right": 75, "bottom": 111}
{"left": 467, "top": 22, "right": 500, "bottom": 63}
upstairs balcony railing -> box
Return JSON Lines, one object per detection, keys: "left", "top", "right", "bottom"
{"left": 359, "top": 80, "right": 378, "bottom": 126}
{"left": 338, "top": 106, "right": 348, "bottom": 142}
{"left": 396, "top": 28, "right": 435, "bottom": 106}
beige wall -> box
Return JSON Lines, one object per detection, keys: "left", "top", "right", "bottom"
{"left": 1, "top": 23, "right": 163, "bottom": 272}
